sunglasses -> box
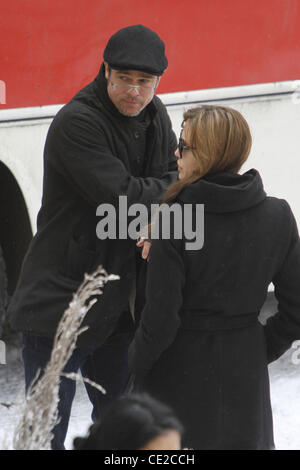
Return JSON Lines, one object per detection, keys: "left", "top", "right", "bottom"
{"left": 178, "top": 137, "right": 196, "bottom": 158}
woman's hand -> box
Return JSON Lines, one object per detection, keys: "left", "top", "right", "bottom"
{"left": 136, "top": 237, "right": 152, "bottom": 261}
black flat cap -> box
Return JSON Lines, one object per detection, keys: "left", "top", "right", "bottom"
{"left": 103, "top": 25, "right": 168, "bottom": 76}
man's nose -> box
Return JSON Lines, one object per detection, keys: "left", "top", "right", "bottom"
{"left": 126, "top": 86, "right": 140, "bottom": 96}
{"left": 174, "top": 148, "right": 180, "bottom": 159}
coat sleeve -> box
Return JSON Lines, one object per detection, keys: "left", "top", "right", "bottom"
{"left": 128, "top": 234, "right": 186, "bottom": 375}
{"left": 166, "top": 120, "right": 178, "bottom": 172}
{"left": 154, "top": 94, "right": 178, "bottom": 174}
{"left": 264, "top": 202, "right": 300, "bottom": 363}
{"left": 46, "top": 110, "right": 177, "bottom": 207}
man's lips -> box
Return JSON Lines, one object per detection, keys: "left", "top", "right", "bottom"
{"left": 123, "top": 100, "right": 140, "bottom": 106}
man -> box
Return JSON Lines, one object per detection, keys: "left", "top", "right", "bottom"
{"left": 8, "top": 25, "right": 177, "bottom": 449}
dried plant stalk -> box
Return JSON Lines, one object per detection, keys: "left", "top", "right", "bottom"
{"left": 62, "top": 372, "right": 106, "bottom": 395}
{"left": 12, "top": 265, "right": 119, "bottom": 450}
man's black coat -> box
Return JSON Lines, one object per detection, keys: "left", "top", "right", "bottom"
{"left": 8, "top": 64, "right": 177, "bottom": 348}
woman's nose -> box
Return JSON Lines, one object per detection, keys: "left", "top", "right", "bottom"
{"left": 174, "top": 148, "right": 180, "bottom": 159}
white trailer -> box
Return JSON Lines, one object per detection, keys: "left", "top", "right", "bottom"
{"left": 1, "top": 80, "right": 299, "bottom": 299}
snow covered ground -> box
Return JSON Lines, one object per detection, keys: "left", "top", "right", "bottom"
{"left": 0, "top": 339, "right": 299, "bottom": 450}
{"left": 268, "top": 351, "right": 300, "bottom": 450}
{"left": 0, "top": 344, "right": 92, "bottom": 450}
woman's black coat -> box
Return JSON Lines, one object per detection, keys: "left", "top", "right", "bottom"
{"left": 129, "top": 169, "right": 300, "bottom": 450}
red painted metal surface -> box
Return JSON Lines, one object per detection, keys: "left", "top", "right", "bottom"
{"left": 1, "top": 0, "right": 300, "bottom": 109}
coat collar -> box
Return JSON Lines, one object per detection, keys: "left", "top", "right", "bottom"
{"left": 177, "top": 169, "right": 267, "bottom": 213}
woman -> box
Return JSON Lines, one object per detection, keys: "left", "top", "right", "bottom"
{"left": 73, "top": 392, "right": 183, "bottom": 450}
{"left": 129, "top": 105, "right": 300, "bottom": 450}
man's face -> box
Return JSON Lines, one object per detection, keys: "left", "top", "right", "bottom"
{"left": 104, "top": 62, "right": 160, "bottom": 117}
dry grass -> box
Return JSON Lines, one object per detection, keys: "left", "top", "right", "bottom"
{"left": 12, "top": 265, "right": 119, "bottom": 450}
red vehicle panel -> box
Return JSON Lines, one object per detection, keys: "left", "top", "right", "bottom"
{"left": 1, "top": 0, "right": 300, "bottom": 109}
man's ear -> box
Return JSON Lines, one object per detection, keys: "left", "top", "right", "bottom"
{"left": 154, "top": 76, "right": 161, "bottom": 92}
{"left": 104, "top": 61, "right": 109, "bottom": 79}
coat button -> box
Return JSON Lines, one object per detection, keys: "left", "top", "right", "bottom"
{"left": 134, "top": 130, "right": 140, "bottom": 139}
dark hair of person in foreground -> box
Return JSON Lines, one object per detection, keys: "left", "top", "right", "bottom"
{"left": 73, "top": 392, "right": 184, "bottom": 450}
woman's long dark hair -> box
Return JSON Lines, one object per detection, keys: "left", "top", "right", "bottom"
{"left": 163, "top": 105, "right": 252, "bottom": 203}
{"left": 73, "top": 393, "right": 183, "bottom": 450}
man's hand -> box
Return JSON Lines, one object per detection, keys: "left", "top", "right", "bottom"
{"left": 136, "top": 237, "right": 151, "bottom": 261}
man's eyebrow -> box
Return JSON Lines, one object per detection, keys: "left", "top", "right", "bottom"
{"left": 138, "top": 74, "right": 155, "bottom": 79}
{"left": 115, "top": 70, "right": 155, "bottom": 79}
